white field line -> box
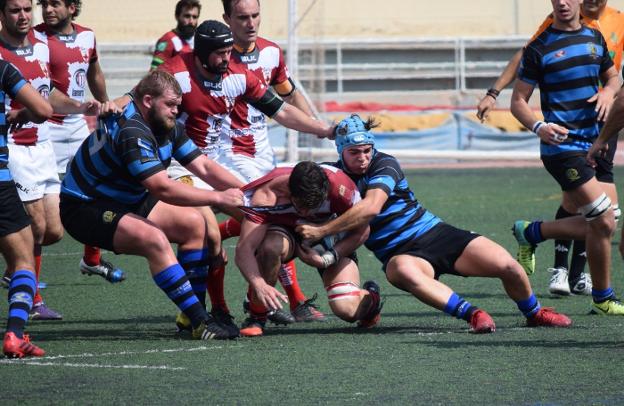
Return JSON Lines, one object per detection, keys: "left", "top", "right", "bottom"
{"left": 0, "top": 344, "right": 242, "bottom": 371}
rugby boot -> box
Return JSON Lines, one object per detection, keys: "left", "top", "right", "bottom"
{"left": 80, "top": 258, "right": 126, "bottom": 283}
{"left": 192, "top": 316, "right": 234, "bottom": 340}
{"left": 357, "top": 281, "right": 383, "bottom": 328}
{"left": 292, "top": 293, "right": 326, "bottom": 322}
{"left": 468, "top": 309, "right": 496, "bottom": 334}
{"left": 244, "top": 298, "right": 294, "bottom": 325}
{"left": 590, "top": 298, "right": 624, "bottom": 315}
{"left": 512, "top": 220, "right": 536, "bottom": 275}
{"left": 211, "top": 307, "right": 240, "bottom": 337}
{"left": 0, "top": 276, "right": 10, "bottom": 289}
{"left": 570, "top": 273, "right": 592, "bottom": 296}
{"left": 29, "top": 302, "right": 62, "bottom": 321}
{"left": 527, "top": 307, "right": 572, "bottom": 327}
{"left": 3, "top": 332, "right": 45, "bottom": 358}
{"left": 240, "top": 314, "right": 266, "bottom": 337}
{"left": 547, "top": 267, "right": 570, "bottom": 296}
{"left": 175, "top": 312, "right": 192, "bottom": 333}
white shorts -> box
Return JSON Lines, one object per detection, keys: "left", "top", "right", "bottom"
{"left": 49, "top": 119, "right": 90, "bottom": 174}
{"left": 215, "top": 152, "right": 275, "bottom": 184}
{"left": 167, "top": 159, "right": 214, "bottom": 190}
{"left": 8, "top": 139, "right": 61, "bottom": 202}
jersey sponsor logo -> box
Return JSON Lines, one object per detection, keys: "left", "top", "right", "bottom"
{"left": 250, "top": 115, "right": 263, "bottom": 123}
{"left": 57, "top": 33, "right": 77, "bottom": 43}
{"left": 72, "top": 68, "right": 87, "bottom": 97}
{"left": 37, "top": 84, "right": 50, "bottom": 99}
{"left": 14, "top": 46, "right": 33, "bottom": 57}
{"left": 156, "top": 41, "right": 168, "bottom": 52}
{"left": 240, "top": 53, "right": 258, "bottom": 64}
{"left": 203, "top": 80, "right": 222, "bottom": 91}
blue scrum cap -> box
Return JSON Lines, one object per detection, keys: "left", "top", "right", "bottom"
{"left": 335, "top": 114, "right": 375, "bottom": 157}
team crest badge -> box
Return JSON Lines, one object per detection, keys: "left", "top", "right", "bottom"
{"left": 566, "top": 168, "right": 580, "bottom": 182}
{"left": 156, "top": 41, "right": 167, "bottom": 52}
{"left": 102, "top": 211, "right": 117, "bottom": 224}
{"left": 587, "top": 43, "right": 599, "bottom": 59}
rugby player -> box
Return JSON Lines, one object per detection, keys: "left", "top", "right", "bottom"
{"left": 0, "top": 59, "right": 53, "bottom": 358}
{"left": 150, "top": 0, "right": 200, "bottom": 70}
{"left": 210, "top": 0, "right": 326, "bottom": 325}
{"left": 234, "top": 161, "right": 382, "bottom": 337}
{"left": 297, "top": 115, "right": 572, "bottom": 332}
{"left": 510, "top": 0, "right": 623, "bottom": 315}
{"left": 60, "top": 70, "right": 244, "bottom": 340}
{"left": 0, "top": 0, "right": 103, "bottom": 320}
{"left": 35, "top": 0, "right": 126, "bottom": 284}
{"left": 478, "top": 0, "right": 624, "bottom": 295}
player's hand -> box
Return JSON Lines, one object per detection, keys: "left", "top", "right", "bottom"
{"left": 476, "top": 94, "right": 496, "bottom": 122}
{"left": 537, "top": 122, "right": 568, "bottom": 145}
{"left": 586, "top": 139, "right": 608, "bottom": 167}
{"left": 217, "top": 188, "right": 244, "bottom": 207}
{"left": 6, "top": 108, "right": 27, "bottom": 132}
{"left": 588, "top": 88, "right": 615, "bottom": 122}
{"left": 295, "top": 221, "right": 325, "bottom": 241}
{"left": 295, "top": 243, "right": 325, "bottom": 268}
{"left": 99, "top": 101, "right": 122, "bottom": 117}
{"left": 81, "top": 99, "right": 102, "bottom": 116}
{"left": 251, "top": 280, "right": 288, "bottom": 311}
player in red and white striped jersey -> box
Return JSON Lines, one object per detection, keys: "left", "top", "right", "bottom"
{"left": 150, "top": 0, "right": 201, "bottom": 70}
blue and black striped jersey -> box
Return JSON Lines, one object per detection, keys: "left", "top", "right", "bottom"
{"left": 518, "top": 25, "right": 613, "bottom": 156}
{"left": 333, "top": 151, "right": 441, "bottom": 264}
{"left": 61, "top": 102, "right": 202, "bottom": 204}
{"left": 0, "top": 60, "right": 27, "bottom": 183}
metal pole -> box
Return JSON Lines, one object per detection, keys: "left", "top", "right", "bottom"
{"left": 287, "top": 0, "right": 299, "bottom": 162}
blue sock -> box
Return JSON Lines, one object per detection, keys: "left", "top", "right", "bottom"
{"left": 153, "top": 264, "right": 207, "bottom": 328}
{"left": 592, "top": 287, "right": 614, "bottom": 303}
{"left": 443, "top": 292, "right": 477, "bottom": 322}
{"left": 177, "top": 248, "right": 210, "bottom": 309}
{"left": 6, "top": 270, "right": 36, "bottom": 338}
{"left": 524, "top": 221, "right": 544, "bottom": 245}
{"left": 516, "top": 294, "right": 541, "bottom": 318}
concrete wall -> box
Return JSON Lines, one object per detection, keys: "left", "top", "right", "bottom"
{"left": 49, "top": 0, "right": 624, "bottom": 43}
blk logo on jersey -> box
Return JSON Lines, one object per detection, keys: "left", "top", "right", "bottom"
{"left": 14, "top": 46, "right": 33, "bottom": 57}
{"left": 203, "top": 80, "right": 222, "bottom": 91}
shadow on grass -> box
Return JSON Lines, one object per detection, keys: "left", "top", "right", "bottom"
{"left": 414, "top": 338, "right": 623, "bottom": 349}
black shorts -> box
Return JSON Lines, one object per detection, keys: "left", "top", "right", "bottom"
{"left": 384, "top": 222, "right": 480, "bottom": 279}
{"left": 60, "top": 193, "right": 159, "bottom": 252}
{"left": 541, "top": 151, "right": 595, "bottom": 191}
{"left": 593, "top": 136, "right": 617, "bottom": 183}
{"left": 268, "top": 225, "right": 358, "bottom": 276}
{"left": 0, "top": 181, "right": 31, "bottom": 237}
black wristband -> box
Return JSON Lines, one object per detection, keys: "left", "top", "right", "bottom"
{"left": 486, "top": 88, "right": 500, "bottom": 99}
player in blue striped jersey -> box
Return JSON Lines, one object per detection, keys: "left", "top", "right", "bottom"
{"left": 0, "top": 58, "right": 54, "bottom": 357}
{"left": 511, "top": 0, "right": 624, "bottom": 315}
{"left": 298, "top": 115, "right": 572, "bottom": 332}
{"left": 60, "top": 70, "right": 245, "bottom": 340}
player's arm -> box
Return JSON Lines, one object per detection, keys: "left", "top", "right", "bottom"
{"left": 48, "top": 88, "right": 101, "bottom": 116}
{"left": 10, "top": 83, "right": 53, "bottom": 125}
{"left": 184, "top": 155, "right": 245, "bottom": 190}
{"left": 297, "top": 223, "right": 369, "bottom": 269}
{"left": 142, "top": 170, "right": 243, "bottom": 208}
{"left": 588, "top": 65, "right": 620, "bottom": 122}
{"left": 87, "top": 60, "right": 109, "bottom": 102}
{"left": 587, "top": 88, "right": 624, "bottom": 166}
{"left": 297, "top": 188, "right": 388, "bottom": 242}
{"left": 476, "top": 49, "right": 522, "bottom": 121}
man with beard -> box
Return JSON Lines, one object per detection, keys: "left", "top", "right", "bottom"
{"left": 151, "top": 0, "right": 200, "bottom": 70}
{"left": 60, "top": 70, "right": 245, "bottom": 341}
{"left": 34, "top": 0, "right": 126, "bottom": 285}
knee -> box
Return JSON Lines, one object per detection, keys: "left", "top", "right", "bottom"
{"left": 179, "top": 209, "right": 207, "bottom": 243}
{"left": 329, "top": 301, "right": 359, "bottom": 323}
{"left": 498, "top": 259, "right": 527, "bottom": 282}
{"left": 257, "top": 237, "right": 287, "bottom": 263}
{"left": 141, "top": 229, "right": 172, "bottom": 258}
{"left": 43, "top": 225, "right": 63, "bottom": 245}
{"left": 589, "top": 211, "right": 616, "bottom": 237}
{"left": 325, "top": 281, "right": 361, "bottom": 322}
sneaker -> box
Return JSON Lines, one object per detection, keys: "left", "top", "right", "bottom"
{"left": 244, "top": 298, "right": 295, "bottom": 325}
{"left": 548, "top": 267, "right": 570, "bottom": 296}
{"left": 192, "top": 317, "right": 234, "bottom": 340}
{"left": 80, "top": 258, "right": 126, "bottom": 283}
{"left": 175, "top": 312, "right": 192, "bottom": 333}
{"left": 570, "top": 273, "right": 592, "bottom": 296}
{"left": 3, "top": 332, "right": 45, "bottom": 358}
{"left": 292, "top": 293, "right": 327, "bottom": 322}
{"left": 512, "top": 220, "right": 536, "bottom": 275}
{"left": 211, "top": 308, "right": 240, "bottom": 337}
{"left": 527, "top": 307, "right": 572, "bottom": 327}
{"left": 29, "top": 302, "right": 63, "bottom": 321}
{"left": 590, "top": 298, "right": 624, "bottom": 315}
{"left": 468, "top": 309, "right": 496, "bottom": 334}
{"left": 240, "top": 315, "right": 266, "bottom": 337}
{"left": 357, "top": 281, "right": 383, "bottom": 328}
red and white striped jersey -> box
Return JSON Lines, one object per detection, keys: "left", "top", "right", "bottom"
{"left": 159, "top": 52, "right": 268, "bottom": 158}
{"left": 0, "top": 30, "right": 51, "bottom": 145}
{"left": 151, "top": 30, "right": 194, "bottom": 69}
{"left": 240, "top": 164, "right": 361, "bottom": 227}
{"left": 227, "top": 37, "right": 290, "bottom": 159}
{"left": 33, "top": 23, "right": 98, "bottom": 125}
